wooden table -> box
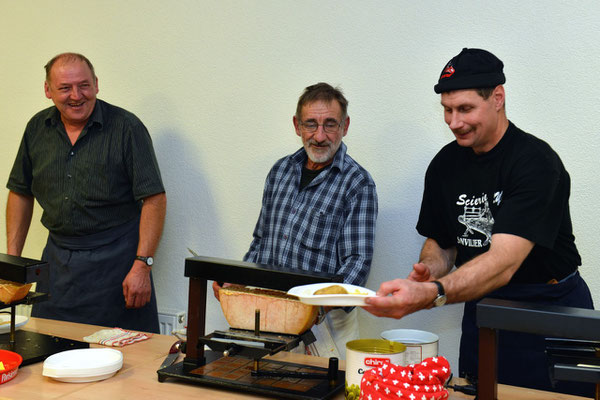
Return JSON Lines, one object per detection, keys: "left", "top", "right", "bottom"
{"left": 0, "top": 318, "right": 591, "bottom": 399}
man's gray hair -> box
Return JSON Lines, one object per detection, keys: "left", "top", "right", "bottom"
{"left": 296, "top": 82, "right": 348, "bottom": 120}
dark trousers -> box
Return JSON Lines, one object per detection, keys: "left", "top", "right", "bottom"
{"left": 459, "top": 272, "right": 594, "bottom": 398}
{"left": 32, "top": 218, "right": 159, "bottom": 333}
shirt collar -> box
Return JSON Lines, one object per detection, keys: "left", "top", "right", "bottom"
{"left": 470, "top": 120, "right": 515, "bottom": 161}
{"left": 44, "top": 99, "right": 104, "bottom": 131}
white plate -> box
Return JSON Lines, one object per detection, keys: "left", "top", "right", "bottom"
{"left": 287, "top": 283, "right": 376, "bottom": 306}
{"left": 43, "top": 348, "right": 123, "bottom": 383}
{"left": 0, "top": 314, "right": 29, "bottom": 334}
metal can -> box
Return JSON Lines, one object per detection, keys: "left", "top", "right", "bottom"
{"left": 345, "top": 339, "right": 406, "bottom": 400}
{"left": 380, "top": 329, "right": 439, "bottom": 365}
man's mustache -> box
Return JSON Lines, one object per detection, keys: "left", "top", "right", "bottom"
{"left": 307, "top": 139, "right": 331, "bottom": 147}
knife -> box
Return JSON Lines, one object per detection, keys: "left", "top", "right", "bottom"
{"left": 159, "top": 340, "right": 182, "bottom": 369}
{"left": 187, "top": 248, "right": 199, "bottom": 257}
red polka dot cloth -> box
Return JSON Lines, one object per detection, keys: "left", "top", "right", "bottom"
{"left": 359, "top": 356, "right": 451, "bottom": 400}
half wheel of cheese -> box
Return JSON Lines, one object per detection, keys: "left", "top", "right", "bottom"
{"left": 219, "top": 286, "right": 318, "bottom": 335}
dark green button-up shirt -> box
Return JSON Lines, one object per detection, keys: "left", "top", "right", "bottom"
{"left": 7, "top": 99, "right": 165, "bottom": 236}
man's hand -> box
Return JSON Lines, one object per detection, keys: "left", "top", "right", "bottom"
{"left": 407, "top": 263, "right": 432, "bottom": 282}
{"left": 123, "top": 261, "right": 152, "bottom": 308}
{"left": 212, "top": 281, "right": 223, "bottom": 301}
{"left": 364, "top": 234, "right": 534, "bottom": 320}
{"left": 126, "top": 192, "right": 165, "bottom": 308}
{"left": 363, "top": 279, "right": 437, "bottom": 320}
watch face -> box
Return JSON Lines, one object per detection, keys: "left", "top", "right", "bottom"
{"left": 434, "top": 295, "right": 447, "bottom": 307}
{"left": 146, "top": 257, "right": 154, "bottom": 266}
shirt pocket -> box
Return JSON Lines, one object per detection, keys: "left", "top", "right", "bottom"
{"left": 300, "top": 210, "right": 341, "bottom": 250}
{"left": 78, "top": 160, "right": 112, "bottom": 202}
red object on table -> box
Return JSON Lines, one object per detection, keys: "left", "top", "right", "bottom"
{"left": 0, "top": 349, "right": 23, "bottom": 384}
{"left": 360, "top": 356, "right": 451, "bottom": 400}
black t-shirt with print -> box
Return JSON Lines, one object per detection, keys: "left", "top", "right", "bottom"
{"left": 416, "top": 121, "right": 580, "bottom": 284}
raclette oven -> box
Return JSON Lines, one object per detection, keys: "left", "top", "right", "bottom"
{"left": 0, "top": 253, "right": 89, "bottom": 364}
{"left": 157, "top": 255, "right": 345, "bottom": 400}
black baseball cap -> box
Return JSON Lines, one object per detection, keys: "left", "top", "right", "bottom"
{"left": 434, "top": 48, "right": 505, "bottom": 94}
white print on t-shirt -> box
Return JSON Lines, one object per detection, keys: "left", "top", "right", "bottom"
{"left": 493, "top": 191, "right": 503, "bottom": 206}
{"left": 456, "top": 193, "right": 494, "bottom": 247}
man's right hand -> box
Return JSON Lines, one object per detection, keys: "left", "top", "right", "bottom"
{"left": 363, "top": 278, "right": 439, "bottom": 320}
{"left": 212, "top": 281, "right": 223, "bottom": 301}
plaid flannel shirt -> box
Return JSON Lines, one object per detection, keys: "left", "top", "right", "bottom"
{"left": 244, "top": 143, "right": 377, "bottom": 286}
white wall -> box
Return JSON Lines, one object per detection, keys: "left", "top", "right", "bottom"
{"left": 1, "top": 1, "right": 599, "bottom": 371}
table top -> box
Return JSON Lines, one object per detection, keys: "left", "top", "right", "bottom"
{"left": 0, "top": 317, "right": 591, "bottom": 399}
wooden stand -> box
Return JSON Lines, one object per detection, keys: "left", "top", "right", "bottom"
{"left": 477, "top": 298, "right": 600, "bottom": 400}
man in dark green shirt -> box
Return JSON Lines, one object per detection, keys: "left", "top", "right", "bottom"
{"left": 6, "top": 53, "right": 166, "bottom": 333}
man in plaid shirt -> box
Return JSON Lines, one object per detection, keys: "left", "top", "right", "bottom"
{"left": 237, "top": 83, "right": 377, "bottom": 358}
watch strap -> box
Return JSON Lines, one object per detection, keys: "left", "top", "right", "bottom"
{"left": 432, "top": 280, "right": 447, "bottom": 307}
{"left": 135, "top": 255, "right": 153, "bottom": 267}
{"left": 432, "top": 280, "right": 445, "bottom": 296}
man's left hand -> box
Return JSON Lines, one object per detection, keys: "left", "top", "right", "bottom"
{"left": 407, "top": 262, "right": 432, "bottom": 282}
{"left": 123, "top": 261, "right": 152, "bottom": 308}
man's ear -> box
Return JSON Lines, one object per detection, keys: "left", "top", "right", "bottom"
{"left": 493, "top": 85, "right": 505, "bottom": 111}
{"left": 44, "top": 81, "right": 52, "bottom": 99}
{"left": 342, "top": 116, "right": 350, "bottom": 137}
{"left": 293, "top": 115, "right": 301, "bottom": 137}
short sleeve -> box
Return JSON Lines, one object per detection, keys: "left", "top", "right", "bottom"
{"left": 7, "top": 129, "right": 34, "bottom": 196}
{"left": 492, "top": 148, "right": 567, "bottom": 248}
{"left": 416, "top": 160, "right": 455, "bottom": 249}
{"left": 126, "top": 119, "right": 165, "bottom": 201}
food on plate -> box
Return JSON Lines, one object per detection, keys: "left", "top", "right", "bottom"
{"left": 219, "top": 286, "right": 317, "bottom": 335}
{"left": 313, "top": 285, "right": 349, "bottom": 295}
{"left": 0, "top": 279, "right": 32, "bottom": 304}
{"left": 312, "top": 284, "right": 370, "bottom": 296}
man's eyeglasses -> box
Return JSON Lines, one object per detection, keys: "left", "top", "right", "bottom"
{"left": 299, "top": 120, "right": 342, "bottom": 134}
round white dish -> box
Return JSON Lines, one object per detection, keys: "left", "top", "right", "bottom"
{"left": 43, "top": 348, "right": 123, "bottom": 383}
{"left": 0, "top": 315, "right": 29, "bottom": 334}
{"left": 287, "top": 283, "right": 376, "bottom": 306}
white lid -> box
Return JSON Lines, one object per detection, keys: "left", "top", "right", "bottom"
{"left": 43, "top": 348, "right": 123, "bottom": 382}
{"left": 381, "top": 329, "right": 439, "bottom": 344}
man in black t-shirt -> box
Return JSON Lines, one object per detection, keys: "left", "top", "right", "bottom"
{"left": 364, "top": 48, "right": 594, "bottom": 396}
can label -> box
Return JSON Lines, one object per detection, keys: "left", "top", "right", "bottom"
{"left": 404, "top": 343, "right": 438, "bottom": 365}
{"left": 345, "top": 339, "right": 405, "bottom": 400}
{"left": 363, "top": 357, "right": 389, "bottom": 368}
{"left": 380, "top": 329, "right": 439, "bottom": 365}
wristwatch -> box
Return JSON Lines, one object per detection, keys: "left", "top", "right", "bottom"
{"left": 432, "top": 280, "right": 447, "bottom": 307}
{"left": 135, "top": 256, "right": 154, "bottom": 267}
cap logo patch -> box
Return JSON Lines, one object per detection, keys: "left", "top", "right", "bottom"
{"left": 441, "top": 64, "right": 455, "bottom": 79}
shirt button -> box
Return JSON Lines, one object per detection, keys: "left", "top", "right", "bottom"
{"left": 291, "top": 209, "right": 296, "bottom": 214}
{"left": 70, "top": 151, "right": 75, "bottom": 156}
{"left": 64, "top": 196, "right": 69, "bottom": 200}
{"left": 283, "top": 234, "right": 288, "bottom": 240}
{"left": 67, "top": 174, "right": 72, "bottom": 179}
